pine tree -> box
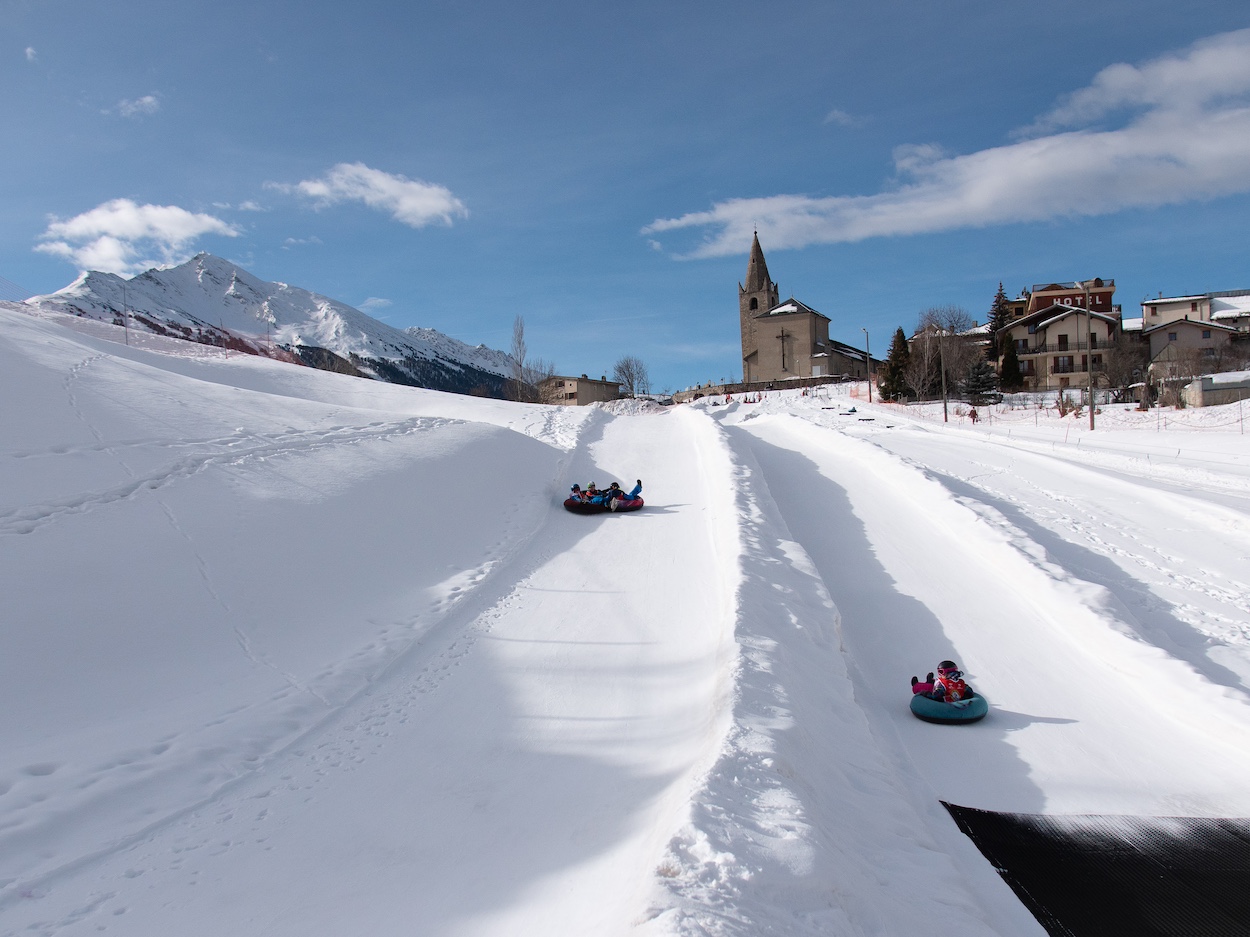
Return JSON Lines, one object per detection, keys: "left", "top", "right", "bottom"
{"left": 987, "top": 282, "right": 1012, "bottom": 362}
{"left": 877, "top": 327, "right": 911, "bottom": 401}
{"left": 998, "top": 341, "right": 1023, "bottom": 392}
{"left": 964, "top": 358, "right": 999, "bottom": 403}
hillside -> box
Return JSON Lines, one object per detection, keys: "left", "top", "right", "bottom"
{"left": 3, "top": 307, "right": 1250, "bottom": 935}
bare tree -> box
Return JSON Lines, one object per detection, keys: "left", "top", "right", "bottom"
{"left": 903, "top": 326, "right": 941, "bottom": 401}
{"left": 508, "top": 315, "right": 528, "bottom": 402}
{"left": 918, "top": 305, "right": 977, "bottom": 420}
{"left": 524, "top": 357, "right": 559, "bottom": 404}
{"left": 612, "top": 355, "right": 650, "bottom": 398}
{"left": 1102, "top": 333, "right": 1149, "bottom": 402}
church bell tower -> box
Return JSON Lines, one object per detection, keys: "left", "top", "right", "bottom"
{"left": 739, "top": 232, "right": 779, "bottom": 381}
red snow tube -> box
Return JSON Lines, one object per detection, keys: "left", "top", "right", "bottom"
{"left": 563, "top": 496, "right": 644, "bottom": 514}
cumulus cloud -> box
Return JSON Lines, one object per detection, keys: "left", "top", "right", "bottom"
{"left": 35, "top": 199, "right": 242, "bottom": 274}
{"left": 115, "top": 95, "right": 160, "bottom": 118}
{"left": 645, "top": 28, "right": 1250, "bottom": 258}
{"left": 25, "top": 47, "right": 36, "bottom": 62}
{"left": 276, "top": 162, "right": 467, "bottom": 228}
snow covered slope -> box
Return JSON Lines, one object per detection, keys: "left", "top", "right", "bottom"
{"left": 4, "top": 311, "right": 1250, "bottom": 936}
{"left": 14, "top": 253, "right": 512, "bottom": 394}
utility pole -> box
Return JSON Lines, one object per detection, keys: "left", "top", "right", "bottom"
{"left": 122, "top": 282, "right": 130, "bottom": 346}
{"left": 862, "top": 328, "right": 872, "bottom": 403}
{"left": 1082, "top": 280, "right": 1095, "bottom": 431}
{"left": 938, "top": 326, "right": 949, "bottom": 422}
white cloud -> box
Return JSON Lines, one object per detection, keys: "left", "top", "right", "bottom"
{"left": 114, "top": 95, "right": 160, "bottom": 118}
{"left": 276, "top": 162, "right": 467, "bottom": 228}
{"left": 35, "top": 199, "right": 242, "bottom": 274}
{"left": 282, "top": 235, "right": 323, "bottom": 249}
{"left": 237, "top": 200, "right": 264, "bottom": 212}
{"left": 25, "top": 47, "right": 36, "bottom": 62}
{"left": 645, "top": 28, "right": 1250, "bottom": 258}
{"left": 359, "top": 297, "right": 392, "bottom": 312}
{"left": 823, "top": 108, "right": 858, "bottom": 126}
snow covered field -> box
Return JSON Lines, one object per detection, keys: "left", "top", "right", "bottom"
{"left": 4, "top": 307, "right": 1250, "bottom": 936}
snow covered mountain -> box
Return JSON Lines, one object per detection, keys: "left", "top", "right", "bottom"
{"left": 18, "top": 253, "right": 513, "bottom": 395}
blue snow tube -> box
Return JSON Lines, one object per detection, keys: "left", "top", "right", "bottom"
{"left": 910, "top": 692, "right": 988, "bottom": 724}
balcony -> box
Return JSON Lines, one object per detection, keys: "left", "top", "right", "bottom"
{"left": 1018, "top": 340, "right": 1102, "bottom": 355}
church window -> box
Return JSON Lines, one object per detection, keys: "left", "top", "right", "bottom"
{"left": 749, "top": 298, "right": 758, "bottom": 310}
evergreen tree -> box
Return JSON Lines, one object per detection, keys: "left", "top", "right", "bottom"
{"left": 964, "top": 358, "right": 999, "bottom": 403}
{"left": 877, "top": 327, "right": 911, "bottom": 401}
{"left": 987, "top": 282, "right": 1012, "bottom": 361}
{"left": 998, "top": 341, "right": 1023, "bottom": 391}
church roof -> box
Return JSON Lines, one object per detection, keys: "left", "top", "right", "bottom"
{"left": 743, "top": 232, "right": 775, "bottom": 293}
{"left": 755, "top": 297, "right": 829, "bottom": 321}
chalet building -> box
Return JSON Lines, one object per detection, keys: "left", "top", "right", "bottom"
{"left": 539, "top": 374, "right": 621, "bottom": 406}
{"left": 998, "top": 303, "right": 1121, "bottom": 391}
{"left": 738, "top": 234, "right": 869, "bottom": 383}
{"left": 1143, "top": 319, "right": 1239, "bottom": 383}
{"left": 1142, "top": 290, "right": 1250, "bottom": 333}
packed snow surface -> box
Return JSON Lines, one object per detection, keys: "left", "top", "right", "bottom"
{"left": 3, "top": 307, "right": 1250, "bottom": 936}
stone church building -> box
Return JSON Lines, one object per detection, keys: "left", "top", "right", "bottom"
{"left": 739, "top": 234, "right": 870, "bottom": 384}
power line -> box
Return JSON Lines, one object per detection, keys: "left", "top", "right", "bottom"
{"left": 0, "top": 273, "right": 34, "bottom": 302}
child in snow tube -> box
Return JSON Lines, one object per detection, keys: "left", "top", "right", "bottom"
{"left": 909, "top": 660, "right": 987, "bottom": 723}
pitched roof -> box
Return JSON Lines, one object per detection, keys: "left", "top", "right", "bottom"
{"left": 756, "top": 297, "right": 829, "bottom": 321}
{"left": 1142, "top": 318, "right": 1238, "bottom": 336}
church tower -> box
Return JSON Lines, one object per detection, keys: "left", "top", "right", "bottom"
{"left": 739, "top": 232, "right": 779, "bottom": 380}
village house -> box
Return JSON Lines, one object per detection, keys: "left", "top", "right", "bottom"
{"left": 539, "top": 374, "right": 621, "bottom": 406}
{"left": 1143, "top": 318, "right": 1240, "bottom": 383}
{"left": 1141, "top": 290, "right": 1250, "bottom": 333}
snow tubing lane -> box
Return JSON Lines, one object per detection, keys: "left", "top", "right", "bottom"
{"left": 563, "top": 497, "right": 644, "bottom": 514}
{"left": 910, "top": 693, "right": 988, "bottom": 724}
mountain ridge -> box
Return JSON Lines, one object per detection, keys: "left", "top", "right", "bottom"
{"left": 18, "top": 253, "right": 513, "bottom": 395}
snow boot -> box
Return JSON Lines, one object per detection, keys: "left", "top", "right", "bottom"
{"left": 910, "top": 676, "right": 918, "bottom": 687}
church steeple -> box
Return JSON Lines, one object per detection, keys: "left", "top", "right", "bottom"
{"left": 744, "top": 231, "right": 773, "bottom": 294}
{"left": 739, "top": 232, "right": 780, "bottom": 381}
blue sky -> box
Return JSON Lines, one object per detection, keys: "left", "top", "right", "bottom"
{"left": 4, "top": 0, "right": 1250, "bottom": 392}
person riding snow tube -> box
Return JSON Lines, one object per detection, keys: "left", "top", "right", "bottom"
{"left": 909, "top": 660, "right": 987, "bottom": 723}
{"left": 564, "top": 479, "right": 643, "bottom": 514}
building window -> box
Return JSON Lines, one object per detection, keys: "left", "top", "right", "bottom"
{"left": 1203, "top": 348, "right": 1216, "bottom": 358}
{"left": 1058, "top": 335, "right": 1069, "bottom": 350}
{"left": 1168, "top": 332, "right": 1178, "bottom": 341}
{"left": 1191, "top": 301, "right": 1198, "bottom": 312}
{"left": 1149, "top": 307, "right": 1158, "bottom": 316}
{"left": 1016, "top": 338, "right": 1028, "bottom": 352}
{"left": 749, "top": 297, "right": 758, "bottom": 310}
{"left": 1202, "top": 330, "right": 1211, "bottom": 339}
{"left": 1055, "top": 355, "right": 1074, "bottom": 373}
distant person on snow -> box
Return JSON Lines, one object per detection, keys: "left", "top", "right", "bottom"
{"left": 911, "top": 660, "right": 975, "bottom": 701}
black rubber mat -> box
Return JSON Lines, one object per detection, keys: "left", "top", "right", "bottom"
{"left": 943, "top": 802, "right": 1250, "bottom": 936}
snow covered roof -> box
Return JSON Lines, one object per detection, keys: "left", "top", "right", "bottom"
{"left": 1211, "top": 293, "right": 1250, "bottom": 319}
{"left": 1035, "top": 304, "right": 1120, "bottom": 330}
{"left": 1142, "top": 318, "right": 1238, "bottom": 336}
{"left": 756, "top": 297, "right": 829, "bottom": 321}
{"left": 1210, "top": 368, "right": 1250, "bottom": 385}
{"left": 1121, "top": 317, "right": 1144, "bottom": 332}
